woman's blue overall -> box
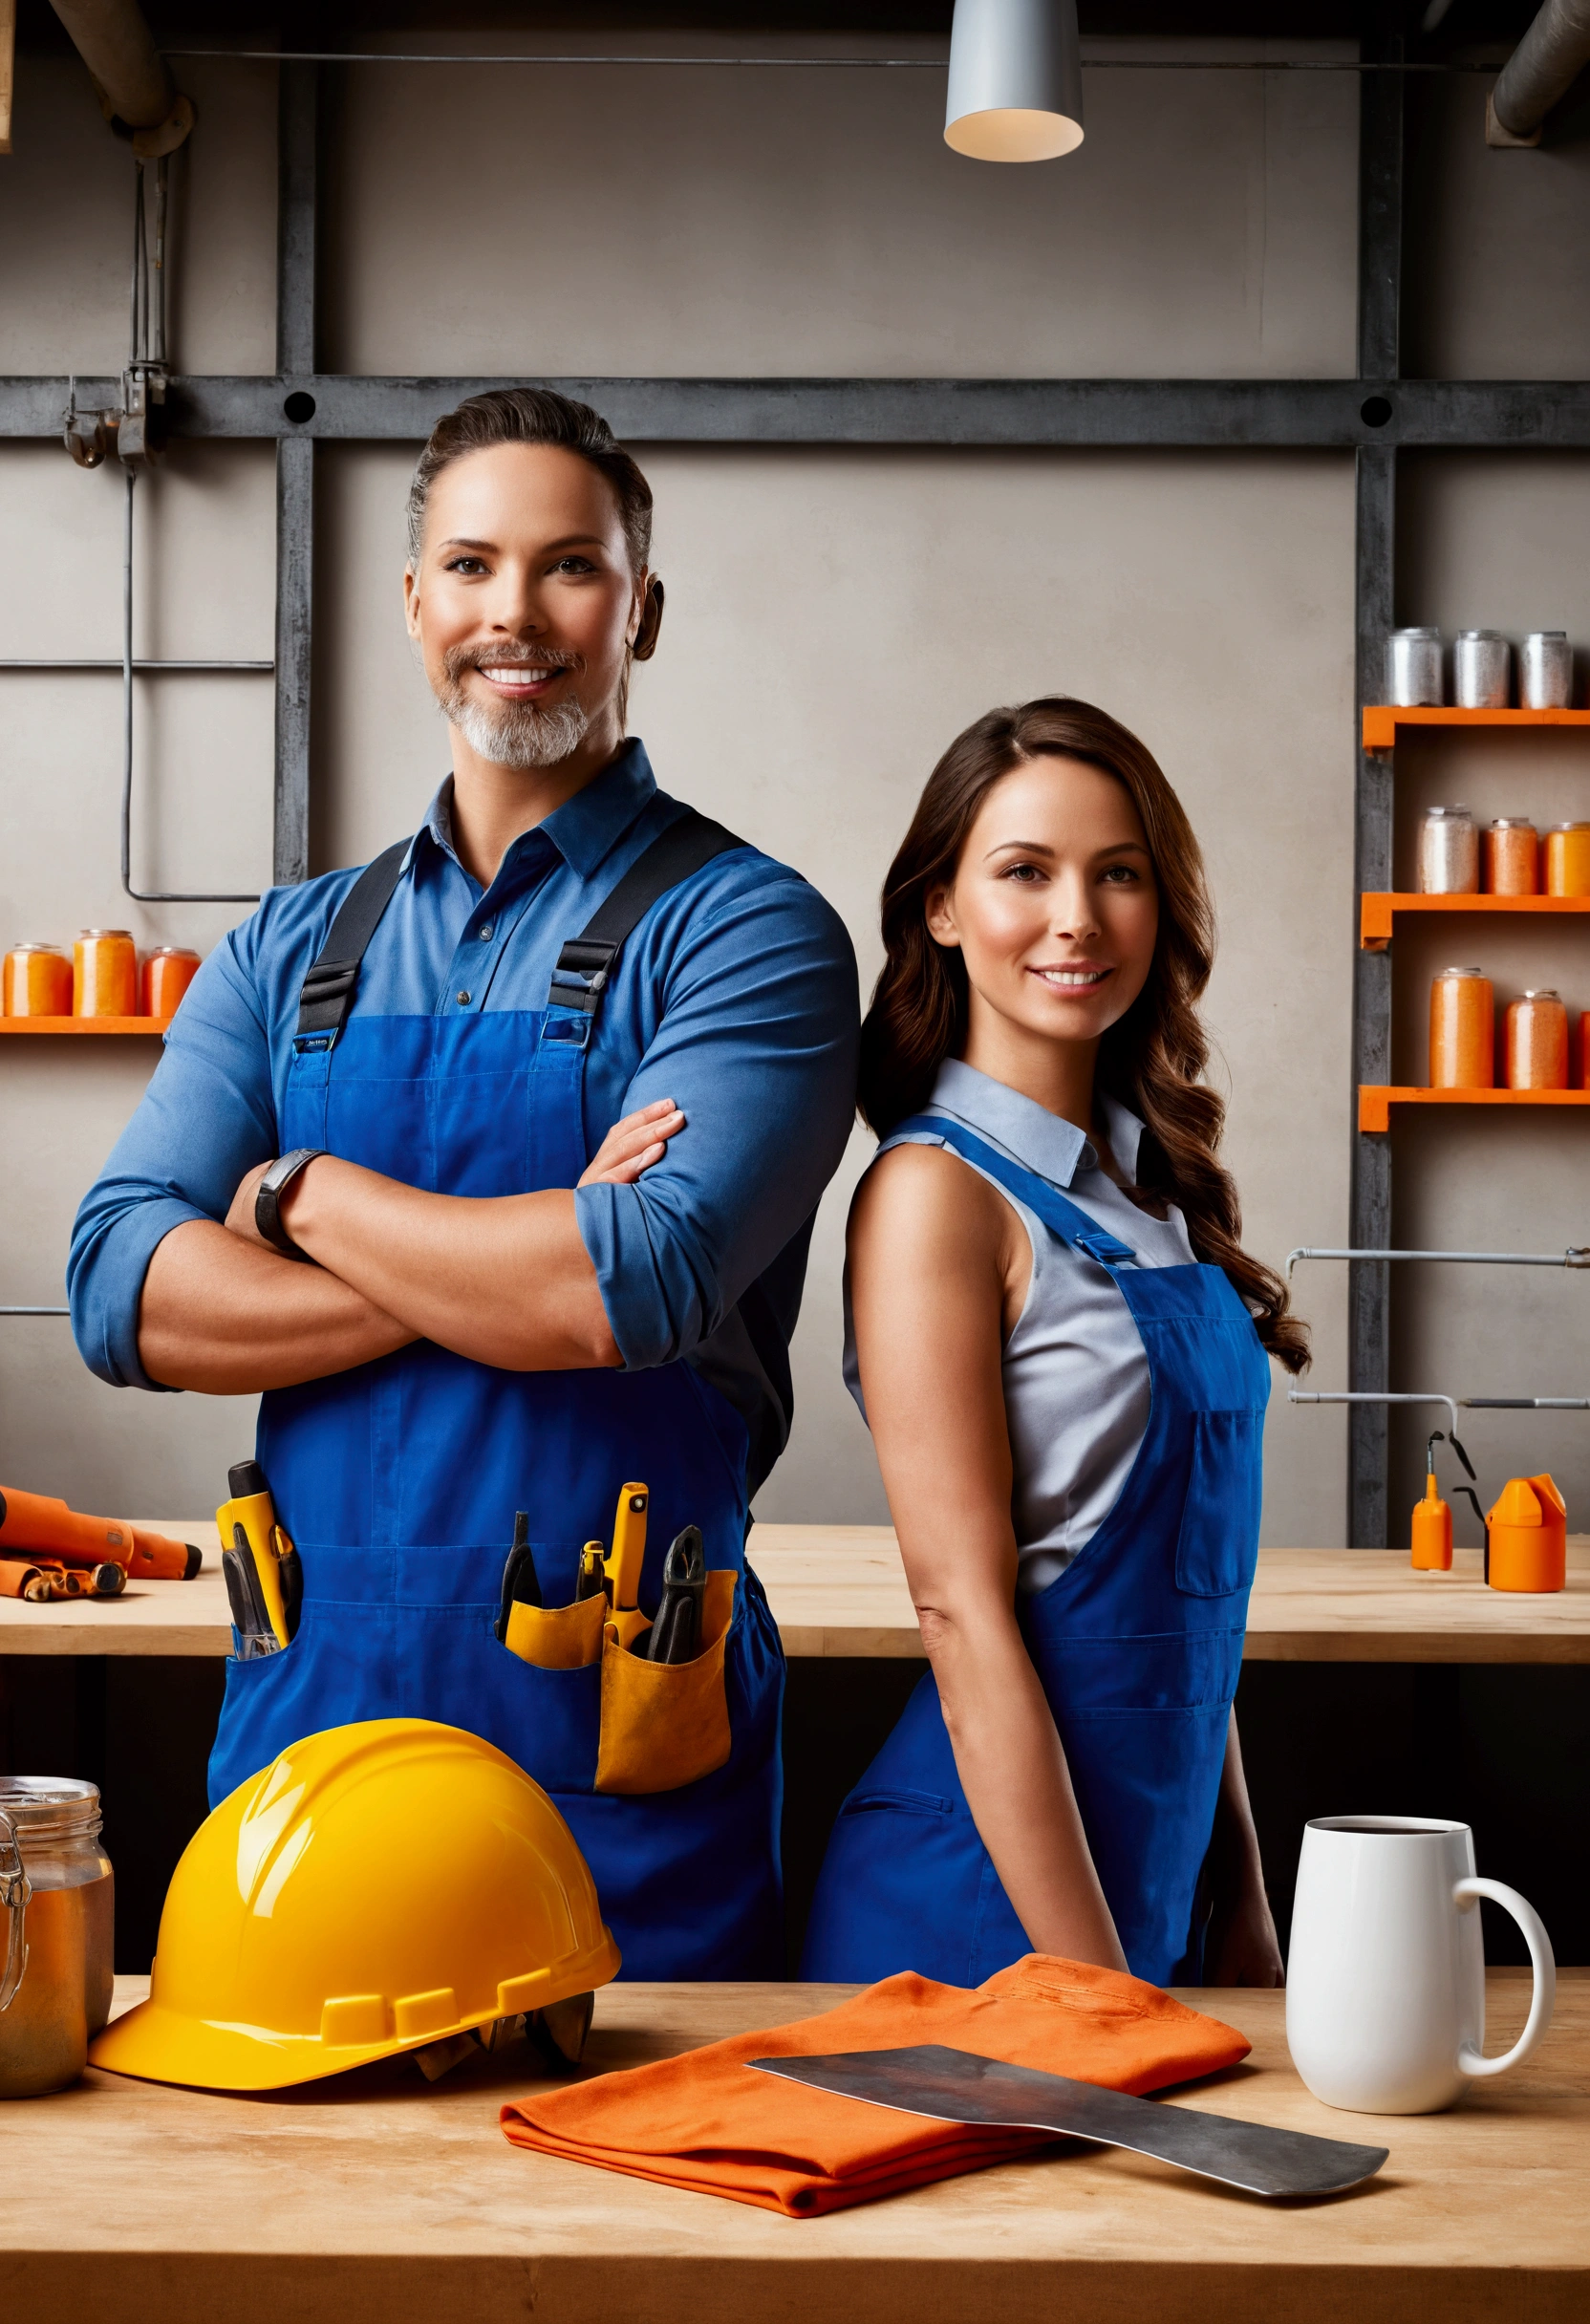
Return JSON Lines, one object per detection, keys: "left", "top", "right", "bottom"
{"left": 801, "top": 1116, "right": 1270, "bottom": 1990}
{"left": 205, "top": 843, "right": 785, "bottom": 1981}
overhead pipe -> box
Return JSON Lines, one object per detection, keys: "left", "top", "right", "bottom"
{"left": 1488, "top": 0, "right": 1590, "bottom": 146}
{"left": 49, "top": 0, "right": 192, "bottom": 154}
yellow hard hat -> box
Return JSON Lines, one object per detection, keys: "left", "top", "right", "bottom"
{"left": 90, "top": 1718, "right": 619, "bottom": 2091}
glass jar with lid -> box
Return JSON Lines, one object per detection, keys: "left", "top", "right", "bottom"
{"left": 1418, "top": 807, "right": 1479, "bottom": 895}
{"left": 1506, "top": 991, "right": 1570, "bottom": 1091}
{"left": 0, "top": 1778, "right": 114, "bottom": 2098}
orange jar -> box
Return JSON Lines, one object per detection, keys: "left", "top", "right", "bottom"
{"left": 3, "top": 943, "right": 73, "bottom": 1016}
{"left": 1506, "top": 989, "right": 1569, "bottom": 1089}
{"left": 73, "top": 930, "right": 137, "bottom": 1019}
{"left": 1429, "top": 966, "right": 1493, "bottom": 1088}
{"left": 1483, "top": 818, "right": 1539, "bottom": 895}
{"left": 140, "top": 946, "right": 201, "bottom": 1019}
{"left": 1544, "top": 822, "right": 1590, "bottom": 897}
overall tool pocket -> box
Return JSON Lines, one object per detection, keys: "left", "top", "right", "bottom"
{"left": 595, "top": 1572, "right": 737, "bottom": 1796}
{"left": 502, "top": 1593, "right": 607, "bottom": 1671}
{"left": 1173, "top": 1409, "right": 1263, "bottom": 1598}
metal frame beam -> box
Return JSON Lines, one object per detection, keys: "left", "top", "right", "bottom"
{"left": 4, "top": 376, "right": 1590, "bottom": 448}
{"left": 1348, "top": 17, "right": 1404, "bottom": 1549}
{"left": 272, "top": 61, "right": 316, "bottom": 887}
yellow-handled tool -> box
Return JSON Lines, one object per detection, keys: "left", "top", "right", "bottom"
{"left": 215, "top": 1460, "right": 300, "bottom": 1652}
{"left": 603, "top": 1482, "right": 651, "bottom": 1650}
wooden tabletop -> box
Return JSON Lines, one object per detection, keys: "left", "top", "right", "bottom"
{"left": 6, "top": 1971, "right": 1584, "bottom": 2323}
{"left": 4, "top": 1524, "right": 1590, "bottom": 1663}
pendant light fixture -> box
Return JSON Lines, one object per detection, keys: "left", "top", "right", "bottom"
{"left": 944, "top": 0, "right": 1085, "bottom": 162}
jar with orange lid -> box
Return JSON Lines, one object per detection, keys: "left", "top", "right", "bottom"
{"left": 1506, "top": 990, "right": 1569, "bottom": 1089}
{"left": 73, "top": 931, "right": 137, "bottom": 1019}
{"left": 1483, "top": 818, "right": 1539, "bottom": 896}
{"left": 140, "top": 946, "right": 201, "bottom": 1019}
{"left": 1544, "top": 822, "right": 1590, "bottom": 897}
{"left": 3, "top": 944, "right": 73, "bottom": 1017}
{"left": 1429, "top": 967, "right": 1494, "bottom": 1089}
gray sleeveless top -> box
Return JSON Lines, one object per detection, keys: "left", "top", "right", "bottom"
{"left": 844, "top": 1058, "right": 1196, "bottom": 1594}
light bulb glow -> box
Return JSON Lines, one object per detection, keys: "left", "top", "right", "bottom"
{"left": 944, "top": 0, "right": 1085, "bottom": 164}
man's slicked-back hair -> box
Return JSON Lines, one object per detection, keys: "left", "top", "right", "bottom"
{"left": 406, "top": 388, "right": 653, "bottom": 571}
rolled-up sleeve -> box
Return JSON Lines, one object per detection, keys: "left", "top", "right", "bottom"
{"left": 574, "top": 872, "right": 859, "bottom": 1370}
{"left": 67, "top": 931, "right": 281, "bottom": 1389}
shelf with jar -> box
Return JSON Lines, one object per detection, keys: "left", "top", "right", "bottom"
{"left": 1361, "top": 976, "right": 1590, "bottom": 1132}
{"left": 1, "top": 934, "right": 199, "bottom": 1038}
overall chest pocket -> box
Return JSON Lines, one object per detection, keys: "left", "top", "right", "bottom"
{"left": 1173, "top": 1409, "right": 1263, "bottom": 1599}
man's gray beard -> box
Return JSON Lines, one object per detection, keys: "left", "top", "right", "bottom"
{"left": 438, "top": 678, "right": 591, "bottom": 770}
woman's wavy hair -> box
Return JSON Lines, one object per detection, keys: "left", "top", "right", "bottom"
{"left": 860, "top": 696, "right": 1309, "bottom": 1372}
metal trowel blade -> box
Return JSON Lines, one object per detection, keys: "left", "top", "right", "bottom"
{"left": 749, "top": 2043, "right": 1388, "bottom": 2200}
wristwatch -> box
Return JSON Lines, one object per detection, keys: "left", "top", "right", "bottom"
{"left": 254, "top": 1148, "right": 326, "bottom": 1260}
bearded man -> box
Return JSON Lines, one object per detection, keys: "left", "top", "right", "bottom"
{"left": 69, "top": 390, "right": 859, "bottom": 1978}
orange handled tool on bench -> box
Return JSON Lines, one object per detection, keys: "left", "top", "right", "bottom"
{"left": 0, "top": 1488, "right": 201, "bottom": 1578}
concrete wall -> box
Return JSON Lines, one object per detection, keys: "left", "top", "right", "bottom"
{"left": 2, "top": 32, "right": 1586, "bottom": 1551}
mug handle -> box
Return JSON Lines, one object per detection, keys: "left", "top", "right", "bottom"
{"left": 1453, "top": 1877, "right": 1557, "bottom": 2079}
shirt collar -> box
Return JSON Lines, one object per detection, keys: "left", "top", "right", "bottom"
{"left": 926, "top": 1057, "right": 1146, "bottom": 1188}
{"left": 408, "top": 737, "right": 658, "bottom": 886}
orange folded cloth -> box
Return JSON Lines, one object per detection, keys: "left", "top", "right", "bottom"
{"left": 500, "top": 1953, "right": 1250, "bottom": 2216}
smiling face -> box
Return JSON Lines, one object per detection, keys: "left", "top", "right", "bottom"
{"left": 403, "top": 441, "right": 649, "bottom": 772}
{"left": 926, "top": 751, "right": 1160, "bottom": 1076}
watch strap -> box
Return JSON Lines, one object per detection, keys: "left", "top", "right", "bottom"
{"left": 255, "top": 1148, "right": 326, "bottom": 1260}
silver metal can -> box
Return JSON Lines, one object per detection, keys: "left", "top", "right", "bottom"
{"left": 1453, "top": 630, "right": 1511, "bottom": 708}
{"left": 1418, "top": 806, "right": 1480, "bottom": 894}
{"left": 1520, "top": 631, "right": 1573, "bottom": 711}
{"left": 1386, "top": 627, "right": 1443, "bottom": 706}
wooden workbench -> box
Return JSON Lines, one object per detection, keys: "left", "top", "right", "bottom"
{"left": 6, "top": 1971, "right": 1584, "bottom": 2322}
{"left": 3, "top": 1526, "right": 1589, "bottom": 1662}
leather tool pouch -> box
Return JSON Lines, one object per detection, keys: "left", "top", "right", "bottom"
{"left": 594, "top": 1571, "right": 737, "bottom": 1796}
{"left": 503, "top": 1593, "right": 607, "bottom": 1672}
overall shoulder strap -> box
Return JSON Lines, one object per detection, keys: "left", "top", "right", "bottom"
{"left": 547, "top": 807, "right": 745, "bottom": 1018}
{"left": 294, "top": 839, "right": 412, "bottom": 1048}
{"left": 889, "top": 1112, "right": 1138, "bottom": 1268}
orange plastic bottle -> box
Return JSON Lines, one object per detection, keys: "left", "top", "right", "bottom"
{"left": 1410, "top": 1470, "right": 1453, "bottom": 1572}
{"left": 1486, "top": 1474, "right": 1567, "bottom": 1594}
{"left": 1429, "top": 967, "right": 1494, "bottom": 1088}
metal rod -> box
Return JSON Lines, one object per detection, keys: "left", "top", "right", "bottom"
{"left": 1288, "top": 1245, "right": 1590, "bottom": 1279}
{"left": 0, "top": 1307, "right": 71, "bottom": 1317}
{"left": 1465, "top": 1397, "right": 1590, "bottom": 1410}
{"left": 161, "top": 51, "right": 1503, "bottom": 73}
{"left": 0, "top": 659, "right": 272, "bottom": 671}
{"left": 1294, "top": 1388, "right": 1460, "bottom": 1435}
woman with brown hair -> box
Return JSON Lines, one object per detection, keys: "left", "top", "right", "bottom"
{"left": 802, "top": 697, "right": 1305, "bottom": 1990}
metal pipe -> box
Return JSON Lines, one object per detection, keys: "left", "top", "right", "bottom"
{"left": 0, "top": 660, "right": 271, "bottom": 672}
{"left": 1286, "top": 1245, "right": 1590, "bottom": 1280}
{"left": 49, "top": 0, "right": 191, "bottom": 150}
{"left": 0, "top": 1308, "right": 71, "bottom": 1318}
{"left": 1492, "top": 0, "right": 1590, "bottom": 139}
{"left": 1291, "top": 1389, "right": 1460, "bottom": 1436}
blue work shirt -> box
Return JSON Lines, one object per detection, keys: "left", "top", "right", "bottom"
{"left": 68, "top": 741, "right": 860, "bottom": 1493}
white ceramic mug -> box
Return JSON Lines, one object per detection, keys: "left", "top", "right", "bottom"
{"left": 1286, "top": 1815, "right": 1555, "bottom": 2115}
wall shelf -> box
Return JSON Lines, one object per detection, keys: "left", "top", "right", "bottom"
{"left": 1360, "top": 1086, "right": 1590, "bottom": 1133}
{"left": 1363, "top": 706, "right": 1590, "bottom": 749}
{"left": 0, "top": 1018, "right": 171, "bottom": 1037}
{"left": 1361, "top": 893, "right": 1590, "bottom": 949}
